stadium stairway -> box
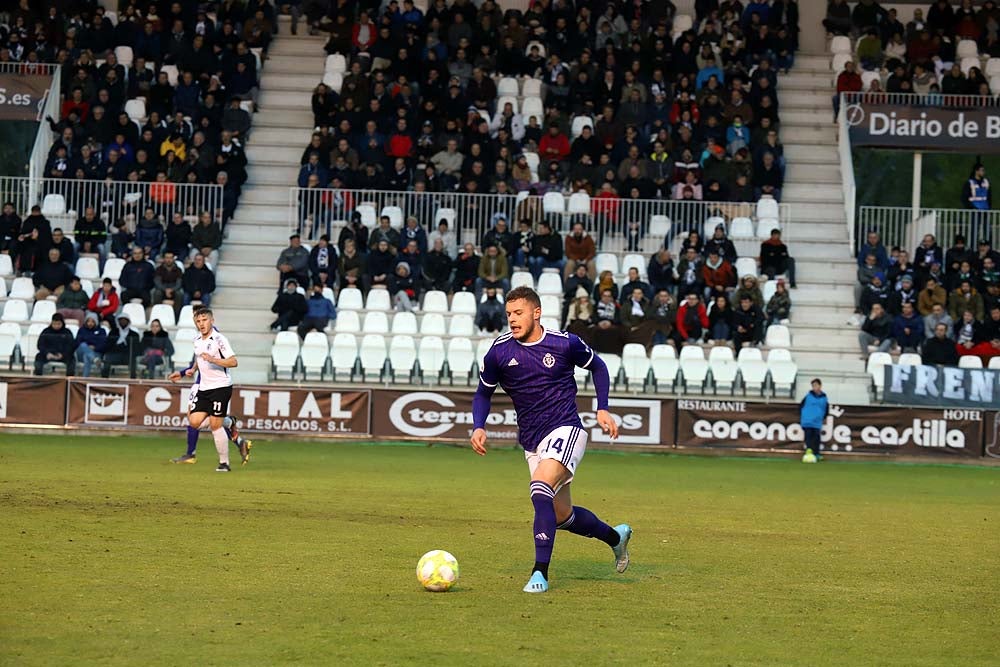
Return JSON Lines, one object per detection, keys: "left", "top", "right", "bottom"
{"left": 777, "top": 53, "right": 870, "bottom": 404}
{"left": 213, "top": 25, "right": 324, "bottom": 382}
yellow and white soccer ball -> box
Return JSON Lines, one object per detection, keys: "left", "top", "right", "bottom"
{"left": 416, "top": 550, "right": 460, "bottom": 592}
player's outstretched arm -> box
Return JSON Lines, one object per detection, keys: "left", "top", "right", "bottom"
{"left": 168, "top": 366, "right": 196, "bottom": 383}
{"left": 471, "top": 346, "right": 500, "bottom": 455}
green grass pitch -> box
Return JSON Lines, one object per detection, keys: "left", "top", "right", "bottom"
{"left": 2, "top": 435, "right": 999, "bottom": 666}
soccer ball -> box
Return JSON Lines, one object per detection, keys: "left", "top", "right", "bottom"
{"left": 416, "top": 550, "right": 460, "bottom": 592}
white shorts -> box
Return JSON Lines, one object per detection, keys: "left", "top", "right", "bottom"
{"left": 187, "top": 384, "right": 199, "bottom": 413}
{"left": 525, "top": 425, "right": 588, "bottom": 486}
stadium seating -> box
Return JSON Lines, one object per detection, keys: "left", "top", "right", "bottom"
{"left": 418, "top": 336, "right": 446, "bottom": 382}
{"left": 9, "top": 278, "right": 33, "bottom": 301}
{"left": 650, "top": 345, "right": 679, "bottom": 391}
{"left": 2, "top": 299, "right": 29, "bottom": 323}
{"left": 331, "top": 333, "right": 359, "bottom": 381}
{"left": 679, "top": 346, "right": 709, "bottom": 393}
{"left": 0, "top": 254, "right": 13, "bottom": 277}
{"left": 958, "top": 356, "right": 983, "bottom": 369}
{"left": 359, "top": 334, "right": 388, "bottom": 381}
{"left": 364, "top": 311, "right": 390, "bottom": 334}
{"left": 737, "top": 348, "right": 768, "bottom": 395}
{"left": 30, "top": 300, "right": 56, "bottom": 324}
{"left": 421, "top": 313, "right": 447, "bottom": 336}
{"left": 389, "top": 335, "right": 418, "bottom": 382}
{"left": 451, "top": 292, "right": 477, "bottom": 316}
{"left": 708, "top": 346, "right": 739, "bottom": 394}
{"left": 422, "top": 290, "right": 449, "bottom": 313}
{"left": 271, "top": 331, "right": 301, "bottom": 379}
{"left": 300, "top": 332, "right": 330, "bottom": 380}
{"left": 365, "top": 289, "right": 391, "bottom": 311}
{"left": 391, "top": 311, "right": 418, "bottom": 335}
{"left": 447, "top": 337, "right": 475, "bottom": 385}
{"left": 621, "top": 343, "right": 651, "bottom": 390}
{"left": 0, "top": 321, "right": 20, "bottom": 368}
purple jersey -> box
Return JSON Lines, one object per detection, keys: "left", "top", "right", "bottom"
{"left": 479, "top": 329, "right": 597, "bottom": 451}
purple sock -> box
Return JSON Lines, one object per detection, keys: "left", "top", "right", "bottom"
{"left": 186, "top": 426, "right": 199, "bottom": 456}
{"left": 557, "top": 506, "right": 620, "bottom": 547}
{"left": 530, "top": 481, "right": 557, "bottom": 576}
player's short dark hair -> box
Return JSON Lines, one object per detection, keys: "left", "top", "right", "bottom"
{"left": 193, "top": 306, "right": 213, "bottom": 318}
{"left": 505, "top": 286, "right": 541, "bottom": 309}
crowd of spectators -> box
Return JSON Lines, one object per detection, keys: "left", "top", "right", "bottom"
{"left": 829, "top": 0, "right": 1000, "bottom": 119}
{"left": 273, "top": 206, "right": 797, "bottom": 353}
{"left": 296, "top": 0, "right": 797, "bottom": 216}
{"left": 856, "top": 229, "right": 1000, "bottom": 365}
{"left": 0, "top": 0, "right": 278, "bottom": 377}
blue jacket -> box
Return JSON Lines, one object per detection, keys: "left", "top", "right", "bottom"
{"left": 696, "top": 66, "right": 724, "bottom": 90}
{"left": 76, "top": 325, "right": 108, "bottom": 352}
{"left": 799, "top": 391, "right": 829, "bottom": 430}
{"left": 858, "top": 242, "right": 889, "bottom": 268}
{"left": 305, "top": 294, "right": 336, "bottom": 320}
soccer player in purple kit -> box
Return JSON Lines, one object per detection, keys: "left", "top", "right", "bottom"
{"left": 471, "top": 287, "right": 633, "bottom": 593}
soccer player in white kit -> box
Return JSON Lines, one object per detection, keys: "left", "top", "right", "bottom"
{"left": 168, "top": 307, "right": 239, "bottom": 472}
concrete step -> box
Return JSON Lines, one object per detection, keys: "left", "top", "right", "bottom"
{"left": 231, "top": 205, "right": 290, "bottom": 225}
{"left": 790, "top": 54, "right": 833, "bottom": 71}
{"left": 783, "top": 144, "right": 838, "bottom": 162}
{"left": 779, "top": 89, "right": 839, "bottom": 107}
{"left": 784, "top": 164, "right": 842, "bottom": 184}
{"left": 260, "top": 73, "right": 326, "bottom": 91}
{"left": 247, "top": 165, "right": 300, "bottom": 184}
{"left": 217, "top": 264, "right": 279, "bottom": 285}
{"left": 780, "top": 126, "right": 837, "bottom": 145}
{"left": 783, "top": 183, "right": 843, "bottom": 202}
{"left": 247, "top": 144, "right": 303, "bottom": 164}
{"left": 227, "top": 225, "right": 291, "bottom": 244}
{"left": 790, "top": 202, "right": 847, "bottom": 223}
{"left": 791, "top": 240, "right": 858, "bottom": 262}
{"left": 795, "top": 261, "right": 855, "bottom": 282}
{"left": 266, "top": 40, "right": 326, "bottom": 57}
{"left": 779, "top": 110, "right": 838, "bottom": 127}
{"left": 254, "top": 109, "right": 316, "bottom": 129}
{"left": 249, "top": 127, "right": 316, "bottom": 146}
{"left": 240, "top": 186, "right": 293, "bottom": 206}
{"left": 779, "top": 71, "right": 838, "bottom": 87}
{"left": 785, "top": 221, "right": 847, "bottom": 239}
{"left": 259, "top": 54, "right": 325, "bottom": 73}
{"left": 259, "top": 89, "right": 313, "bottom": 110}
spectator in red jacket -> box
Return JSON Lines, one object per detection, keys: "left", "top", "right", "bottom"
{"left": 386, "top": 118, "right": 414, "bottom": 160}
{"left": 352, "top": 11, "right": 377, "bottom": 51}
{"left": 538, "top": 124, "right": 570, "bottom": 173}
{"left": 700, "top": 249, "right": 737, "bottom": 302}
{"left": 833, "top": 60, "right": 862, "bottom": 121}
{"left": 87, "top": 278, "right": 120, "bottom": 325}
{"left": 676, "top": 292, "right": 709, "bottom": 344}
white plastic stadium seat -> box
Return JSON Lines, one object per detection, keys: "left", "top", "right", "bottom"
{"left": 335, "top": 310, "right": 361, "bottom": 333}
{"left": 496, "top": 95, "right": 519, "bottom": 114}
{"left": 160, "top": 64, "right": 179, "bottom": 86}
{"left": 363, "top": 311, "right": 389, "bottom": 334}
{"left": 271, "top": 331, "right": 301, "bottom": 378}
{"left": 170, "top": 328, "right": 195, "bottom": 368}
{"left": 356, "top": 204, "right": 378, "bottom": 228}
{"left": 42, "top": 194, "right": 66, "bottom": 216}
{"left": 521, "top": 96, "right": 544, "bottom": 122}
{"left": 435, "top": 208, "right": 456, "bottom": 230}
{"left": 708, "top": 346, "right": 739, "bottom": 392}
{"left": 20, "top": 323, "right": 47, "bottom": 361}
{"left": 29, "top": 299, "right": 56, "bottom": 324}
{"left": 540, "top": 295, "right": 561, "bottom": 319}
{"left": 522, "top": 152, "right": 540, "bottom": 173}
{"left": 420, "top": 312, "right": 447, "bottom": 336}
{"left": 621, "top": 343, "right": 650, "bottom": 390}
{"left": 898, "top": 352, "right": 923, "bottom": 367}
{"left": 757, "top": 218, "right": 780, "bottom": 239}
{"left": 729, "top": 217, "right": 754, "bottom": 239}
{"left": 76, "top": 257, "right": 100, "bottom": 281}
{"left": 761, "top": 280, "right": 777, "bottom": 305}
{"left": 497, "top": 77, "right": 519, "bottom": 97}
{"left": 650, "top": 344, "right": 679, "bottom": 391}
{"left": 679, "top": 345, "right": 709, "bottom": 392}
{"left": 391, "top": 311, "right": 418, "bottom": 335}
{"left": 418, "top": 336, "right": 446, "bottom": 382}
{"left": 177, "top": 305, "right": 196, "bottom": 328}
{"left": 120, "top": 302, "right": 146, "bottom": 328}
{"left": 447, "top": 337, "right": 476, "bottom": 385}
{"left": 522, "top": 78, "right": 543, "bottom": 98}
{"left": 0, "top": 254, "right": 12, "bottom": 276}
{"left": 9, "top": 277, "right": 34, "bottom": 300}
{"left": 422, "top": 290, "right": 449, "bottom": 313}
{"left": 542, "top": 192, "right": 565, "bottom": 215}
{"left": 149, "top": 304, "right": 176, "bottom": 328}
{"left": 536, "top": 272, "right": 562, "bottom": 296}
{"left": 102, "top": 258, "right": 126, "bottom": 281}
{"left": 866, "top": 351, "right": 892, "bottom": 389}
{"left": 380, "top": 206, "right": 404, "bottom": 230}
{"left": 764, "top": 325, "right": 791, "bottom": 348}
{"left": 337, "top": 287, "right": 363, "bottom": 311}
{"left": 756, "top": 198, "right": 779, "bottom": 220}
{"left": 737, "top": 347, "right": 768, "bottom": 393}
{"left": 322, "top": 71, "right": 344, "bottom": 94}
{"left": 768, "top": 357, "right": 798, "bottom": 396}
{"left": 704, "top": 216, "right": 726, "bottom": 240}
{"left": 830, "top": 36, "right": 852, "bottom": 55}
{"left": 570, "top": 115, "right": 593, "bottom": 139}
{"left": 389, "top": 335, "right": 418, "bottom": 381}
{"left": 359, "top": 334, "right": 388, "bottom": 381}
{"left": 540, "top": 317, "right": 560, "bottom": 331}
{"left": 330, "top": 333, "right": 359, "bottom": 380}
{"left": 603, "top": 353, "right": 623, "bottom": 388}
{"left": 735, "top": 257, "right": 758, "bottom": 278}
{"left": 114, "top": 45, "right": 133, "bottom": 66}
{"left": 989, "top": 357, "right": 1000, "bottom": 370}
{"left": 620, "top": 254, "right": 647, "bottom": 279}
{"left": 524, "top": 40, "right": 546, "bottom": 57}
{"left": 957, "top": 39, "right": 979, "bottom": 60}
{"left": 0, "top": 277, "right": 6, "bottom": 298}
{"left": 595, "top": 253, "right": 618, "bottom": 276}
{"left": 960, "top": 56, "right": 980, "bottom": 75}
{"left": 959, "top": 355, "right": 983, "bottom": 369}
{"left": 299, "top": 331, "right": 330, "bottom": 379}
{"left": 326, "top": 53, "right": 347, "bottom": 73}
{"left": 649, "top": 215, "right": 671, "bottom": 238}
{"left": 986, "top": 58, "right": 1000, "bottom": 78}
{"left": 831, "top": 52, "right": 852, "bottom": 74}
{"left": 861, "top": 70, "right": 880, "bottom": 91}
{"left": 450, "top": 291, "right": 477, "bottom": 316}
{"left": 476, "top": 337, "right": 493, "bottom": 368}
{"left": 448, "top": 314, "right": 475, "bottom": 337}
{"left": 511, "top": 271, "right": 534, "bottom": 290}
{"left": 567, "top": 191, "right": 591, "bottom": 215}
{"left": 365, "top": 288, "right": 391, "bottom": 311}
{"left": 0, "top": 321, "right": 21, "bottom": 365}
{"left": 125, "top": 98, "right": 146, "bottom": 121}
{"left": 671, "top": 14, "right": 693, "bottom": 37}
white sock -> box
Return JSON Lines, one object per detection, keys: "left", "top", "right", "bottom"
{"left": 213, "top": 428, "right": 230, "bottom": 465}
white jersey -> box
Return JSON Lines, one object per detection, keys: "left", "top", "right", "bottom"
{"left": 193, "top": 330, "right": 234, "bottom": 390}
